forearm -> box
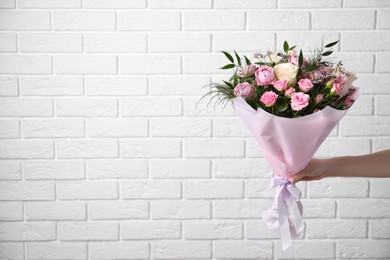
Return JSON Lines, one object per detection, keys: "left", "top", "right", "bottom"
{"left": 324, "top": 150, "right": 390, "bottom": 178}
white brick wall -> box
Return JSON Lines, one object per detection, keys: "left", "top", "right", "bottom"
{"left": 0, "top": 1, "right": 389, "bottom": 259}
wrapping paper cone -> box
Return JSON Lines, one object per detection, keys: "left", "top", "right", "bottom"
{"left": 232, "top": 96, "right": 350, "bottom": 250}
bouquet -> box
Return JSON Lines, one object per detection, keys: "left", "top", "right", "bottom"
{"left": 202, "top": 40, "right": 358, "bottom": 250}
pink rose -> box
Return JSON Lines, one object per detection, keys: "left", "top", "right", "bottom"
{"left": 237, "top": 64, "right": 257, "bottom": 77}
{"left": 288, "top": 55, "right": 299, "bottom": 66}
{"left": 284, "top": 87, "right": 295, "bottom": 98}
{"left": 298, "top": 78, "right": 313, "bottom": 92}
{"left": 273, "top": 79, "right": 288, "bottom": 92}
{"left": 315, "top": 94, "right": 324, "bottom": 104}
{"left": 260, "top": 91, "right": 278, "bottom": 107}
{"left": 234, "top": 82, "right": 256, "bottom": 98}
{"left": 291, "top": 92, "right": 310, "bottom": 111}
{"left": 331, "top": 82, "right": 343, "bottom": 94}
{"left": 255, "top": 66, "right": 275, "bottom": 86}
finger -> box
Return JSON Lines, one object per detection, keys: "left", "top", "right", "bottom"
{"left": 289, "top": 172, "right": 305, "bottom": 184}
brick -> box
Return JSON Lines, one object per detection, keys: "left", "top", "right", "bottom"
{"left": 0, "top": 0, "right": 15, "bottom": 8}
{"left": 89, "top": 242, "right": 149, "bottom": 260}
{"left": 0, "top": 243, "right": 23, "bottom": 260}
{"left": 0, "top": 97, "right": 53, "bottom": 117}
{"left": 24, "top": 160, "right": 85, "bottom": 180}
{"left": 87, "top": 159, "right": 147, "bottom": 179}
{"left": 149, "top": 0, "right": 211, "bottom": 8}
{"left": 53, "top": 11, "right": 115, "bottom": 31}
{"left": 248, "top": 11, "right": 310, "bottom": 30}
{"left": 0, "top": 55, "right": 52, "bottom": 74}
{"left": 312, "top": 10, "right": 375, "bottom": 30}
{"left": 370, "top": 219, "right": 390, "bottom": 238}
{"left": 185, "top": 139, "right": 244, "bottom": 158}
{"left": 0, "top": 140, "right": 53, "bottom": 159}
{"left": 85, "top": 0, "right": 146, "bottom": 8}
{"left": 183, "top": 11, "right": 245, "bottom": 31}
{"left": 150, "top": 159, "right": 211, "bottom": 179}
{"left": 334, "top": 53, "right": 374, "bottom": 73}
{"left": 183, "top": 53, "right": 232, "bottom": 74}
{"left": 183, "top": 97, "right": 235, "bottom": 117}
{"left": 85, "top": 33, "right": 146, "bottom": 53}
{"left": 0, "top": 161, "right": 21, "bottom": 180}
{"left": 87, "top": 118, "right": 147, "bottom": 138}
{"left": 277, "top": 32, "right": 340, "bottom": 51}
{"left": 215, "top": 0, "right": 276, "bottom": 8}
{"left": 56, "top": 98, "right": 117, "bottom": 117}
{"left": 214, "top": 199, "right": 270, "bottom": 219}
{"left": 183, "top": 220, "right": 242, "bottom": 239}
{"left": 120, "top": 97, "right": 181, "bottom": 116}
{"left": 0, "top": 202, "right": 23, "bottom": 221}
{"left": 86, "top": 77, "right": 147, "bottom": 96}
{"left": 183, "top": 180, "right": 243, "bottom": 199}
{"left": 376, "top": 96, "right": 390, "bottom": 115}
{"left": 20, "top": 33, "right": 82, "bottom": 53}
{"left": 214, "top": 32, "right": 275, "bottom": 52}
{"left": 338, "top": 199, "right": 390, "bottom": 218}
{"left": 19, "top": 0, "right": 81, "bottom": 8}
{"left": 57, "top": 181, "right": 118, "bottom": 200}
{"left": 307, "top": 177, "right": 368, "bottom": 198}
{"left": 245, "top": 220, "right": 280, "bottom": 239}
{"left": 370, "top": 179, "right": 390, "bottom": 198}
{"left": 152, "top": 241, "right": 211, "bottom": 259}
{"left": 149, "top": 76, "right": 210, "bottom": 96}
{"left": 373, "top": 138, "right": 390, "bottom": 152}
{"left": 0, "top": 76, "right": 18, "bottom": 96}
{"left": 23, "top": 119, "right": 84, "bottom": 138}
{"left": 150, "top": 33, "right": 210, "bottom": 53}
{"left": 340, "top": 116, "right": 390, "bottom": 136}
{"left": 0, "top": 11, "right": 50, "bottom": 30}
{"left": 119, "top": 55, "right": 181, "bottom": 75}
{"left": 121, "top": 180, "right": 181, "bottom": 199}
{"left": 151, "top": 200, "right": 211, "bottom": 219}
{"left": 378, "top": 9, "right": 390, "bottom": 29}
{"left": 344, "top": 0, "right": 390, "bottom": 7}
{"left": 0, "top": 119, "right": 20, "bottom": 138}
{"left": 0, "top": 33, "right": 17, "bottom": 52}
{"left": 342, "top": 32, "right": 390, "bottom": 51}
{"left": 376, "top": 53, "right": 390, "bottom": 73}
{"left": 120, "top": 139, "right": 181, "bottom": 158}
{"left": 246, "top": 139, "right": 264, "bottom": 158}
{"left": 214, "top": 241, "right": 273, "bottom": 259}
{"left": 306, "top": 219, "right": 367, "bottom": 239}
{"left": 25, "top": 201, "right": 86, "bottom": 220}
{"left": 337, "top": 240, "right": 390, "bottom": 258}
{"left": 88, "top": 201, "right": 148, "bottom": 220}
{"left": 347, "top": 95, "right": 373, "bottom": 115}
{"left": 356, "top": 74, "right": 390, "bottom": 94}
{"left": 279, "top": 0, "right": 341, "bottom": 8}
{"left": 20, "top": 76, "right": 83, "bottom": 96}
{"left": 55, "top": 55, "right": 117, "bottom": 75}
{"left": 118, "top": 11, "right": 180, "bottom": 31}
{"left": 275, "top": 240, "right": 334, "bottom": 259}
{"left": 151, "top": 118, "right": 211, "bottom": 137}
{"left": 58, "top": 222, "right": 118, "bottom": 241}
{"left": 0, "top": 222, "right": 56, "bottom": 241}
{"left": 213, "top": 118, "right": 251, "bottom": 137}
{"left": 315, "top": 138, "right": 371, "bottom": 156}
{"left": 122, "top": 221, "right": 180, "bottom": 239}
{"left": 57, "top": 140, "right": 118, "bottom": 159}
{"left": 301, "top": 199, "right": 336, "bottom": 218}
{"left": 26, "top": 242, "right": 87, "bottom": 260}
{"left": 213, "top": 159, "right": 272, "bottom": 179}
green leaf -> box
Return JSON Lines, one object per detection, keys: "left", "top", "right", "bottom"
{"left": 283, "top": 41, "right": 289, "bottom": 53}
{"left": 298, "top": 49, "right": 303, "bottom": 67}
{"left": 289, "top": 45, "right": 296, "bottom": 50}
{"left": 244, "top": 55, "right": 251, "bottom": 65}
{"left": 222, "top": 80, "right": 233, "bottom": 88}
{"left": 255, "top": 62, "right": 267, "bottom": 65}
{"left": 324, "top": 40, "right": 339, "bottom": 48}
{"left": 321, "top": 51, "right": 333, "bottom": 56}
{"left": 304, "top": 65, "right": 318, "bottom": 72}
{"left": 276, "top": 102, "right": 288, "bottom": 112}
{"left": 220, "top": 64, "right": 235, "bottom": 70}
{"left": 221, "top": 51, "right": 234, "bottom": 63}
{"left": 234, "top": 50, "right": 241, "bottom": 66}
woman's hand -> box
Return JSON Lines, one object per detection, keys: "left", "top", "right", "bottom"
{"left": 276, "top": 158, "right": 327, "bottom": 184}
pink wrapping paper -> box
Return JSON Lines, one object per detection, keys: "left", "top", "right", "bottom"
{"left": 232, "top": 96, "right": 351, "bottom": 250}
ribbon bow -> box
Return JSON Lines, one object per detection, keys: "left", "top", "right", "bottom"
{"left": 262, "top": 176, "right": 304, "bottom": 251}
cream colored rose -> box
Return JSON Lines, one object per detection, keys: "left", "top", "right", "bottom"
{"left": 273, "top": 62, "right": 299, "bottom": 87}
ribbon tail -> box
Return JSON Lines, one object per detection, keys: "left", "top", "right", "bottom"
{"left": 285, "top": 193, "right": 304, "bottom": 236}
{"left": 278, "top": 187, "right": 293, "bottom": 251}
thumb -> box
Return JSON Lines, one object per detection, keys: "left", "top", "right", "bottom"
{"left": 289, "top": 171, "right": 305, "bottom": 184}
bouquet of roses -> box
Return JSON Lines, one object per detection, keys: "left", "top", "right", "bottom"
{"left": 202, "top": 40, "right": 358, "bottom": 250}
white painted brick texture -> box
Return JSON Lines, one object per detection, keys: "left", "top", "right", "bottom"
{"left": 0, "top": 1, "right": 389, "bottom": 259}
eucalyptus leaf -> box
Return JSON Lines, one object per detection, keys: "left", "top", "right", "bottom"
{"left": 298, "top": 49, "right": 303, "bottom": 67}
{"left": 324, "top": 40, "right": 339, "bottom": 48}
{"left": 244, "top": 55, "right": 251, "bottom": 65}
{"left": 220, "top": 64, "right": 235, "bottom": 70}
{"left": 221, "top": 51, "right": 234, "bottom": 63}
{"left": 321, "top": 51, "right": 333, "bottom": 56}
{"left": 304, "top": 65, "right": 318, "bottom": 72}
{"left": 283, "top": 41, "right": 289, "bottom": 53}
{"left": 234, "top": 50, "right": 241, "bottom": 66}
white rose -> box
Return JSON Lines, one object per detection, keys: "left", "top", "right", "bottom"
{"left": 273, "top": 62, "right": 299, "bottom": 87}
